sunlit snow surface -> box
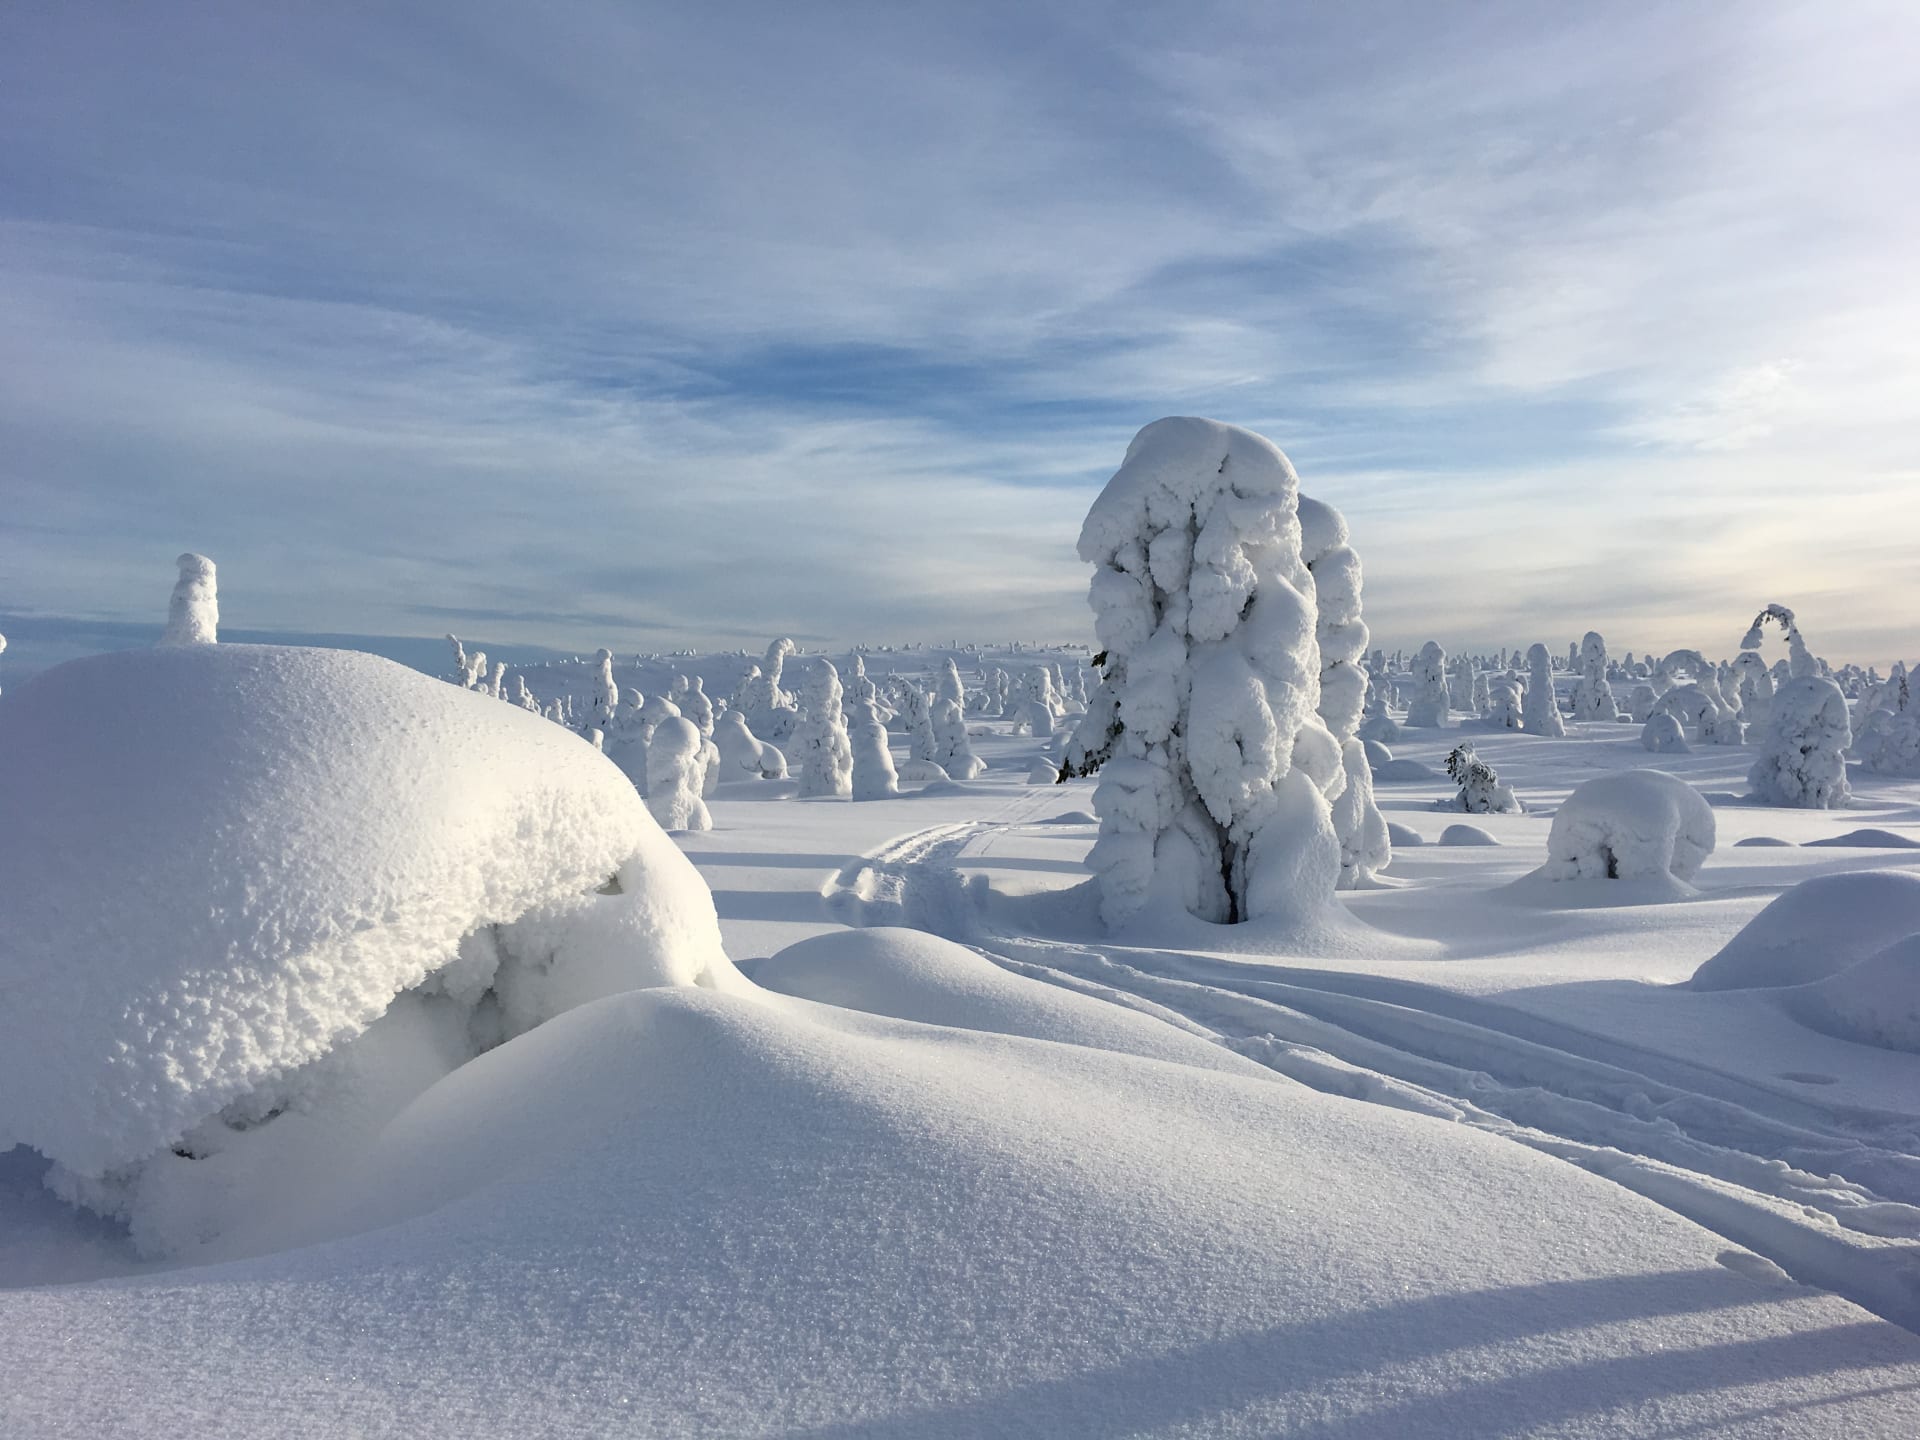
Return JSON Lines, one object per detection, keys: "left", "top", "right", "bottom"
{"left": 5, "top": 647, "right": 1920, "bottom": 1437}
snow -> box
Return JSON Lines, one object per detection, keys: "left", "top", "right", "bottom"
{"left": 1541, "top": 770, "right": 1716, "bottom": 887}
{"left": 1691, "top": 871, "right": 1920, "bottom": 990}
{"left": 1788, "top": 934, "right": 1920, "bottom": 1054}
{"left": 0, "top": 644, "right": 723, "bottom": 1183}
{"left": 159, "top": 551, "right": 219, "bottom": 646}
{"left": 1750, "top": 674, "right": 1853, "bottom": 808}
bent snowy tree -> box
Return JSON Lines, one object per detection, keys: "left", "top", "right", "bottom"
{"left": 1073, "top": 417, "right": 1346, "bottom": 928}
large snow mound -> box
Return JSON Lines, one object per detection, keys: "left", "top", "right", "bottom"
{"left": 0, "top": 644, "right": 712, "bottom": 1177}
{"left": 752, "top": 926, "right": 1257, "bottom": 1074}
{"left": 7, "top": 985, "right": 1916, "bottom": 1436}
{"left": 1786, "top": 935, "right": 1920, "bottom": 1055}
{"left": 1691, "top": 871, "right": 1920, "bottom": 992}
{"left": 1541, "top": 771, "right": 1715, "bottom": 885}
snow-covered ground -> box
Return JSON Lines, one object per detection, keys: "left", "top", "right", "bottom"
{"left": 5, "top": 639, "right": 1920, "bottom": 1437}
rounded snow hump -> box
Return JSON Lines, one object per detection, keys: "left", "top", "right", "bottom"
{"left": 0, "top": 643, "right": 725, "bottom": 1176}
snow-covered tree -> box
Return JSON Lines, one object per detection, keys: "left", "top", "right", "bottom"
{"left": 645, "top": 717, "right": 712, "bottom": 831}
{"left": 1570, "top": 632, "right": 1616, "bottom": 723}
{"left": 513, "top": 674, "right": 540, "bottom": 713}
{"left": 1447, "top": 655, "right": 1475, "bottom": 713}
{"left": 1357, "top": 654, "right": 1399, "bottom": 743}
{"left": 1521, "top": 644, "right": 1566, "bottom": 737}
{"left": 1484, "top": 672, "right": 1524, "bottom": 729}
{"left": 1641, "top": 712, "right": 1689, "bottom": 753}
{"left": 848, "top": 698, "right": 900, "bottom": 799}
{"left": 1405, "top": 641, "right": 1449, "bottom": 727}
{"left": 1298, "top": 492, "right": 1388, "bottom": 888}
{"left": 1071, "top": 417, "right": 1344, "bottom": 928}
{"left": 792, "top": 659, "right": 853, "bottom": 798}
{"left": 740, "top": 638, "right": 799, "bottom": 741}
{"left": 681, "top": 675, "right": 715, "bottom": 739}
{"left": 1857, "top": 669, "right": 1920, "bottom": 775}
{"left": 1444, "top": 743, "right": 1522, "bottom": 814}
{"left": 713, "top": 709, "right": 787, "bottom": 780}
{"left": 1744, "top": 605, "right": 1850, "bottom": 807}
{"left": 933, "top": 659, "right": 985, "bottom": 779}
{"left": 160, "top": 553, "right": 218, "bottom": 646}
{"left": 591, "top": 649, "right": 620, "bottom": 733}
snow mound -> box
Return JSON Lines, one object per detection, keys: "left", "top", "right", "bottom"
{"left": 1804, "top": 828, "right": 1920, "bottom": 850}
{"left": 1373, "top": 757, "right": 1439, "bottom": 782}
{"left": 752, "top": 927, "right": 1255, "bottom": 1074}
{"left": 1734, "top": 836, "right": 1792, "bottom": 847}
{"left": 1439, "top": 824, "right": 1500, "bottom": 846}
{"left": 1541, "top": 771, "right": 1715, "bottom": 885}
{"left": 11, "top": 985, "right": 1915, "bottom": 1435}
{"left": 1386, "top": 821, "right": 1426, "bottom": 847}
{"left": 1786, "top": 935, "right": 1920, "bottom": 1054}
{"left": 1691, "top": 871, "right": 1920, "bottom": 991}
{"left": 0, "top": 644, "right": 728, "bottom": 1180}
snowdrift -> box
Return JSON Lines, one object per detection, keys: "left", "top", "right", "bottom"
{"left": 1691, "top": 871, "right": 1920, "bottom": 992}
{"left": 1540, "top": 770, "right": 1714, "bottom": 888}
{"left": 0, "top": 644, "right": 734, "bottom": 1221}
{"left": 1786, "top": 935, "right": 1920, "bottom": 1055}
{"left": 6, "top": 981, "right": 1917, "bottom": 1436}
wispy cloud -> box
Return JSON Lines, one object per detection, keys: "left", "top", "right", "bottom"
{"left": 2, "top": 1, "right": 1915, "bottom": 668}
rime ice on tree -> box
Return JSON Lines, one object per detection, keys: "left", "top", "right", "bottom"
{"left": 160, "top": 553, "right": 219, "bottom": 646}
{"left": 1072, "top": 417, "right": 1344, "bottom": 928}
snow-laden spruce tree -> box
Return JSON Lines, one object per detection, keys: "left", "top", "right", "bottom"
{"left": 1484, "top": 672, "right": 1524, "bottom": 729}
{"left": 740, "top": 638, "right": 799, "bottom": 741}
{"left": 1744, "top": 604, "right": 1851, "bottom": 807}
{"left": 1447, "top": 655, "right": 1475, "bottom": 714}
{"left": 1072, "top": 417, "right": 1343, "bottom": 928}
{"left": 1357, "top": 654, "right": 1399, "bottom": 743}
{"left": 1444, "top": 743, "right": 1522, "bottom": 814}
{"left": 591, "top": 649, "right": 620, "bottom": 734}
{"left": 791, "top": 659, "right": 853, "bottom": 798}
{"left": 1297, "top": 492, "right": 1389, "bottom": 888}
{"left": 848, "top": 698, "right": 900, "bottom": 799}
{"left": 1571, "top": 632, "right": 1615, "bottom": 723}
{"left": 1405, "top": 641, "right": 1449, "bottom": 727}
{"left": 933, "top": 659, "right": 985, "bottom": 779}
{"left": 1857, "top": 667, "right": 1920, "bottom": 775}
{"left": 161, "top": 553, "right": 218, "bottom": 646}
{"left": 646, "top": 716, "right": 712, "bottom": 831}
{"left": 1522, "top": 644, "right": 1566, "bottom": 737}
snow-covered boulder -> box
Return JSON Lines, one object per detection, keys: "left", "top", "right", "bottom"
{"left": 1691, "top": 871, "right": 1920, "bottom": 991}
{"left": 0, "top": 644, "right": 736, "bottom": 1247}
{"left": 1073, "top": 417, "right": 1342, "bottom": 928}
{"left": 1540, "top": 771, "right": 1715, "bottom": 885}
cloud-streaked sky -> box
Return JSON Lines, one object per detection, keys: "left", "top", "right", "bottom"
{"left": 4, "top": 1, "right": 1916, "bottom": 668}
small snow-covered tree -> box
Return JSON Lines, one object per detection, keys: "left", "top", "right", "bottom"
{"left": 646, "top": 716, "right": 712, "bottom": 831}
{"left": 1357, "top": 654, "right": 1399, "bottom": 743}
{"left": 447, "top": 635, "right": 469, "bottom": 686}
{"left": 513, "top": 674, "right": 540, "bottom": 713}
{"left": 681, "top": 675, "right": 715, "bottom": 739}
{"left": 1405, "top": 641, "right": 1449, "bottom": 727}
{"left": 1444, "top": 743, "right": 1522, "bottom": 814}
{"left": 713, "top": 709, "right": 787, "bottom": 780}
{"left": 741, "top": 638, "right": 799, "bottom": 741}
{"left": 1742, "top": 606, "right": 1849, "bottom": 807}
{"left": 1072, "top": 417, "right": 1343, "bottom": 928}
{"left": 1447, "top": 655, "right": 1475, "bottom": 713}
{"left": 1521, "top": 644, "right": 1566, "bottom": 737}
{"left": 591, "top": 649, "right": 620, "bottom": 733}
{"left": 1857, "top": 669, "right": 1920, "bottom": 775}
{"left": 1484, "top": 672, "right": 1524, "bottom": 729}
{"left": 932, "top": 659, "right": 985, "bottom": 778}
{"left": 160, "top": 553, "right": 218, "bottom": 646}
{"left": 1571, "top": 632, "right": 1615, "bottom": 723}
{"left": 848, "top": 698, "right": 900, "bottom": 799}
{"left": 792, "top": 659, "right": 853, "bottom": 798}
{"left": 1641, "top": 712, "right": 1689, "bottom": 753}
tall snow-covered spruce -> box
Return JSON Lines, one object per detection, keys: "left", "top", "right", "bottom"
{"left": 1073, "top": 417, "right": 1347, "bottom": 929}
{"left": 161, "top": 553, "right": 219, "bottom": 646}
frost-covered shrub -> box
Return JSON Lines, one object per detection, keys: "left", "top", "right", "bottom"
{"left": 161, "top": 553, "right": 219, "bottom": 646}
{"left": 1405, "top": 641, "right": 1449, "bottom": 728}
{"left": 1443, "top": 743, "right": 1521, "bottom": 814}
{"left": 1521, "top": 644, "right": 1565, "bottom": 737}
{"left": 1298, "top": 492, "right": 1388, "bottom": 888}
{"left": 848, "top": 698, "right": 900, "bottom": 799}
{"left": 713, "top": 709, "right": 787, "bottom": 780}
{"left": 1542, "top": 771, "right": 1714, "bottom": 883}
{"left": 1641, "top": 712, "right": 1689, "bottom": 753}
{"left": 1072, "top": 417, "right": 1342, "bottom": 927}
{"left": 792, "top": 659, "right": 853, "bottom": 798}
{"left": 1571, "top": 632, "right": 1616, "bottom": 723}
{"left": 0, "top": 643, "right": 738, "bottom": 1254}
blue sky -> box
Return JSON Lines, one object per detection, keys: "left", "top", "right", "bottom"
{"left": 3, "top": 1, "right": 1916, "bottom": 672}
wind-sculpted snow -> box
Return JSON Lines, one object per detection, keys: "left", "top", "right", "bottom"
{"left": 0, "top": 644, "right": 720, "bottom": 1180}
{"left": 1692, "top": 872, "right": 1920, "bottom": 992}
{"left": 1542, "top": 771, "right": 1715, "bottom": 887}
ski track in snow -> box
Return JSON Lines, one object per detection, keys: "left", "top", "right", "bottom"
{"left": 824, "top": 814, "right": 1920, "bottom": 1336}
